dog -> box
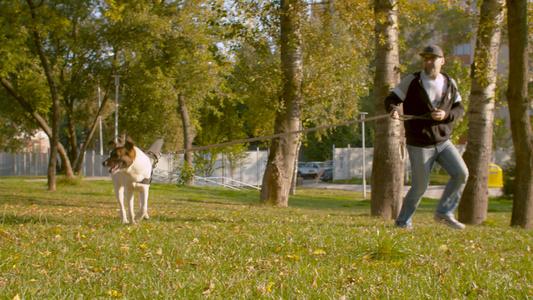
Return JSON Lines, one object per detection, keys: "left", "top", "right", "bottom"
{"left": 103, "top": 137, "right": 163, "bottom": 224}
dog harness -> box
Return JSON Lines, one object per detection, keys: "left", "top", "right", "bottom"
{"left": 139, "top": 151, "right": 159, "bottom": 185}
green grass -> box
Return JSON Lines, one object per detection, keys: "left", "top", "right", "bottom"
{"left": 0, "top": 177, "right": 532, "bottom": 299}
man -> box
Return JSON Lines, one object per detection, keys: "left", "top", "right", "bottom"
{"left": 385, "top": 45, "right": 469, "bottom": 229}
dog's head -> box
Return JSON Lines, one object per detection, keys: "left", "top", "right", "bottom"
{"left": 102, "top": 136, "right": 137, "bottom": 174}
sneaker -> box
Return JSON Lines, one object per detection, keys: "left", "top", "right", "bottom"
{"left": 434, "top": 215, "right": 465, "bottom": 229}
{"left": 394, "top": 222, "right": 413, "bottom": 230}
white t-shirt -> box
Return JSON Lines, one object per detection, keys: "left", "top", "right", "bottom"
{"left": 392, "top": 71, "right": 462, "bottom": 107}
{"left": 420, "top": 71, "right": 446, "bottom": 109}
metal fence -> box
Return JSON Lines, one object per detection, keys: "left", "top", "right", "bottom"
{"left": 0, "top": 152, "right": 50, "bottom": 176}
{"left": 0, "top": 150, "right": 269, "bottom": 186}
{"left": 0, "top": 146, "right": 512, "bottom": 185}
{"left": 331, "top": 145, "right": 512, "bottom": 181}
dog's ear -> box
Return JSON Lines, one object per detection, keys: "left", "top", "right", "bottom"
{"left": 124, "top": 136, "right": 134, "bottom": 151}
{"left": 107, "top": 140, "right": 118, "bottom": 148}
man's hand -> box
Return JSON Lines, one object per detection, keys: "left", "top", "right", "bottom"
{"left": 390, "top": 110, "right": 400, "bottom": 119}
{"left": 431, "top": 109, "right": 446, "bottom": 121}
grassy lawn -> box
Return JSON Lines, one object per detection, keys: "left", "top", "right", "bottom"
{"left": 334, "top": 172, "right": 451, "bottom": 185}
{"left": 0, "top": 177, "right": 531, "bottom": 299}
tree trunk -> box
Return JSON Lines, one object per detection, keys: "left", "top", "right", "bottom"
{"left": 507, "top": 0, "right": 533, "bottom": 229}
{"left": 289, "top": 140, "right": 301, "bottom": 195}
{"left": 259, "top": 0, "right": 304, "bottom": 206}
{"left": 65, "top": 97, "right": 79, "bottom": 167}
{"left": 28, "top": 0, "right": 61, "bottom": 190}
{"left": 178, "top": 93, "right": 195, "bottom": 186}
{"left": 458, "top": 0, "right": 504, "bottom": 225}
{"left": 370, "top": 0, "right": 404, "bottom": 219}
{"left": 73, "top": 73, "right": 115, "bottom": 174}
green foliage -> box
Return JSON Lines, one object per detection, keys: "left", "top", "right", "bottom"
{"left": 193, "top": 95, "right": 249, "bottom": 177}
{"left": 1, "top": 0, "right": 525, "bottom": 180}
{"left": 175, "top": 160, "right": 195, "bottom": 185}
{"left": 445, "top": 58, "right": 472, "bottom": 144}
{"left": 301, "top": 91, "right": 376, "bottom": 161}
{"left": 398, "top": 0, "right": 476, "bottom": 74}
{"left": 106, "top": 0, "right": 228, "bottom": 151}
{"left": 493, "top": 117, "right": 512, "bottom": 149}
{"left": 193, "top": 150, "right": 221, "bottom": 177}
{"left": 302, "top": 1, "right": 374, "bottom": 125}
{"left": 502, "top": 158, "right": 516, "bottom": 198}
{"left": 529, "top": 1, "right": 533, "bottom": 74}
{"left": 0, "top": 178, "right": 531, "bottom": 299}
{"left": 227, "top": 44, "right": 280, "bottom": 141}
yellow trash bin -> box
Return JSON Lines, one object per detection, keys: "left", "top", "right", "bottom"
{"left": 488, "top": 163, "right": 503, "bottom": 188}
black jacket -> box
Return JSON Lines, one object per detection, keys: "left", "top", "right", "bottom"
{"left": 385, "top": 72, "right": 464, "bottom": 147}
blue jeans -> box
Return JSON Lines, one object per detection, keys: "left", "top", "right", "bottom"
{"left": 395, "top": 140, "right": 468, "bottom": 227}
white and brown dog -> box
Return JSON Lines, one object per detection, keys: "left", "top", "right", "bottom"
{"left": 103, "top": 137, "right": 163, "bottom": 224}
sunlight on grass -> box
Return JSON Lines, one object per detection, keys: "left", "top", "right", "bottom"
{"left": 0, "top": 177, "right": 531, "bottom": 299}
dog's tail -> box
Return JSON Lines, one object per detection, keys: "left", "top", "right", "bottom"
{"left": 145, "top": 139, "right": 164, "bottom": 165}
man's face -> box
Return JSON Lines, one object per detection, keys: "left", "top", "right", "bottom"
{"left": 422, "top": 54, "right": 445, "bottom": 78}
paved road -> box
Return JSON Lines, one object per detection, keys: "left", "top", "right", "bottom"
{"left": 300, "top": 180, "right": 503, "bottom": 199}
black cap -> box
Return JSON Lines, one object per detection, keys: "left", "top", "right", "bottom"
{"left": 419, "top": 45, "right": 444, "bottom": 57}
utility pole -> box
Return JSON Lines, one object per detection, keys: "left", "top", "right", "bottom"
{"left": 360, "top": 112, "right": 368, "bottom": 197}
{"left": 98, "top": 79, "right": 103, "bottom": 155}
{"left": 112, "top": 75, "right": 122, "bottom": 142}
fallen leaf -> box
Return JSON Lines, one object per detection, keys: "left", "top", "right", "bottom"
{"left": 286, "top": 254, "right": 300, "bottom": 260}
{"left": 312, "top": 249, "right": 326, "bottom": 255}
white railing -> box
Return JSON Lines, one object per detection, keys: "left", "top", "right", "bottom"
{"left": 193, "top": 176, "right": 261, "bottom": 191}
{"left": 151, "top": 169, "right": 261, "bottom": 191}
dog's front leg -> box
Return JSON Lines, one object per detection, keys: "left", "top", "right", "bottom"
{"left": 135, "top": 185, "right": 150, "bottom": 222}
{"left": 125, "top": 189, "right": 136, "bottom": 225}
{"left": 114, "top": 185, "right": 129, "bottom": 224}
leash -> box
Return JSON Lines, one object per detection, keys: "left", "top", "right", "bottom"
{"left": 399, "top": 113, "right": 432, "bottom": 121}
{"left": 172, "top": 114, "right": 429, "bottom": 155}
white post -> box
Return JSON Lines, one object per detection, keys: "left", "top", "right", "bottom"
{"left": 359, "top": 112, "right": 368, "bottom": 197}
{"left": 256, "top": 147, "right": 260, "bottom": 186}
{"left": 346, "top": 144, "right": 350, "bottom": 180}
{"left": 332, "top": 144, "right": 335, "bottom": 181}
{"left": 112, "top": 75, "right": 122, "bottom": 142}
{"left": 98, "top": 80, "right": 104, "bottom": 156}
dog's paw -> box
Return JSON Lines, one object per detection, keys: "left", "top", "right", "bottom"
{"left": 135, "top": 212, "right": 149, "bottom": 222}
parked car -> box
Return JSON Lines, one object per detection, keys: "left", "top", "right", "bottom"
{"left": 297, "top": 161, "right": 324, "bottom": 178}
{"left": 320, "top": 166, "right": 333, "bottom": 181}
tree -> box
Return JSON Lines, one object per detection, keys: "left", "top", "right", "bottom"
{"left": 25, "top": 0, "right": 60, "bottom": 191}
{"left": 259, "top": 0, "right": 305, "bottom": 206}
{"left": 0, "top": 76, "right": 75, "bottom": 181}
{"left": 370, "top": 0, "right": 403, "bottom": 219}
{"left": 0, "top": 0, "right": 121, "bottom": 182}
{"left": 194, "top": 94, "right": 249, "bottom": 180}
{"left": 0, "top": 0, "right": 81, "bottom": 189}
{"left": 178, "top": 93, "right": 194, "bottom": 186}
{"left": 458, "top": 0, "right": 505, "bottom": 225}
{"left": 507, "top": 0, "right": 533, "bottom": 229}
{"left": 106, "top": 0, "right": 227, "bottom": 157}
